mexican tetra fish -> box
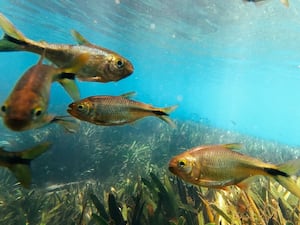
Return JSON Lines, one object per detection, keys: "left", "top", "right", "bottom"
{"left": 0, "top": 56, "right": 80, "bottom": 132}
{"left": 0, "top": 13, "right": 134, "bottom": 82}
{"left": 67, "top": 92, "right": 178, "bottom": 127}
{"left": 169, "top": 143, "right": 300, "bottom": 198}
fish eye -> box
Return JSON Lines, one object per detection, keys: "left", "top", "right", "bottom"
{"left": 116, "top": 59, "right": 124, "bottom": 68}
{"left": 1, "top": 105, "right": 6, "bottom": 113}
{"left": 34, "top": 108, "right": 42, "bottom": 117}
{"left": 77, "top": 104, "right": 84, "bottom": 111}
{"left": 178, "top": 160, "right": 186, "bottom": 168}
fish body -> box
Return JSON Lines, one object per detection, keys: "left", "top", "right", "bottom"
{"left": 0, "top": 142, "right": 51, "bottom": 188}
{"left": 244, "top": 0, "right": 289, "bottom": 7}
{"left": 67, "top": 92, "right": 178, "bottom": 127}
{"left": 0, "top": 13, "right": 134, "bottom": 82}
{"left": 169, "top": 143, "right": 300, "bottom": 198}
{"left": 0, "top": 57, "right": 79, "bottom": 132}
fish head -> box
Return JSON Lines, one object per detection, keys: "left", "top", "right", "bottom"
{"left": 0, "top": 93, "right": 47, "bottom": 131}
{"left": 67, "top": 99, "right": 92, "bottom": 120}
{"left": 104, "top": 54, "right": 134, "bottom": 82}
{"left": 169, "top": 153, "right": 197, "bottom": 183}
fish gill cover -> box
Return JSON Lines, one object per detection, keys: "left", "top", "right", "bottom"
{"left": 0, "top": 0, "right": 300, "bottom": 225}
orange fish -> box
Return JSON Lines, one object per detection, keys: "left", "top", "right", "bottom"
{"left": 0, "top": 13, "right": 134, "bottom": 83}
{"left": 0, "top": 142, "right": 51, "bottom": 188}
{"left": 0, "top": 56, "right": 80, "bottom": 132}
{"left": 169, "top": 143, "right": 300, "bottom": 198}
{"left": 67, "top": 92, "right": 178, "bottom": 127}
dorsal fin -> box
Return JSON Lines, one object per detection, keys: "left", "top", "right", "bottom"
{"left": 70, "top": 30, "right": 91, "bottom": 45}
{"left": 120, "top": 91, "right": 136, "bottom": 99}
{"left": 221, "top": 143, "right": 243, "bottom": 150}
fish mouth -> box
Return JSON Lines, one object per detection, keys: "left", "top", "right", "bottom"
{"left": 168, "top": 160, "right": 177, "bottom": 174}
{"left": 126, "top": 63, "right": 134, "bottom": 75}
{"left": 4, "top": 118, "right": 30, "bottom": 131}
{"left": 67, "top": 103, "right": 74, "bottom": 113}
{"left": 168, "top": 166, "right": 176, "bottom": 174}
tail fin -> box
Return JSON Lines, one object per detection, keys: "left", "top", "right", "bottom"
{"left": 153, "top": 105, "right": 178, "bottom": 128}
{"left": 274, "top": 176, "right": 300, "bottom": 199}
{"left": 4, "top": 142, "right": 52, "bottom": 188}
{"left": 0, "top": 13, "right": 28, "bottom": 51}
{"left": 270, "top": 159, "right": 300, "bottom": 199}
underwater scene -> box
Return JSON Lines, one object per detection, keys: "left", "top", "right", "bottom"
{"left": 1, "top": 0, "right": 300, "bottom": 224}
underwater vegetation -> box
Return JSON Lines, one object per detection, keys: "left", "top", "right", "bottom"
{"left": 89, "top": 172, "right": 300, "bottom": 225}
{"left": 0, "top": 120, "right": 299, "bottom": 224}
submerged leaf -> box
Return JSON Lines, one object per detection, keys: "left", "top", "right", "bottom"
{"left": 150, "top": 173, "right": 178, "bottom": 218}
{"left": 90, "top": 194, "right": 109, "bottom": 221}
{"left": 91, "top": 213, "right": 109, "bottom": 225}
{"left": 131, "top": 193, "right": 146, "bottom": 225}
{"left": 177, "top": 178, "right": 188, "bottom": 204}
{"left": 108, "top": 193, "right": 126, "bottom": 225}
{"left": 210, "top": 204, "right": 231, "bottom": 224}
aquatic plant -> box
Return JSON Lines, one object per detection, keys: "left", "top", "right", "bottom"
{"left": 87, "top": 170, "right": 300, "bottom": 225}
{"left": 0, "top": 120, "right": 299, "bottom": 224}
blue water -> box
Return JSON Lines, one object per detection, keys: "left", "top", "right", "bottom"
{"left": 1, "top": 0, "right": 300, "bottom": 146}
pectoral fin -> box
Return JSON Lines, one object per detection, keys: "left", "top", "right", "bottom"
{"left": 58, "top": 77, "right": 80, "bottom": 101}
{"left": 51, "top": 116, "right": 80, "bottom": 133}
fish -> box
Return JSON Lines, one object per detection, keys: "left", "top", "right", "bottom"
{"left": 0, "top": 56, "right": 81, "bottom": 132}
{"left": 67, "top": 92, "right": 178, "bottom": 127}
{"left": 0, "top": 142, "right": 52, "bottom": 188}
{"left": 0, "top": 13, "right": 134, "bottom": 83}
{"left": 244, "top": 0, "right": 289, "bottom": 7}
{"left": 168, "top": 143, "right": 300, "bottom": 198}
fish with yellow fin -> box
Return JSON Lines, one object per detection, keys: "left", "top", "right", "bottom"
{"left": 67, "top": 92, "right": 178, "bottom": 127}
{"left": 0, "top": 55, "right": 81, "bottom": 132}
{"left": 169, "top": 143, "right": 300, "bottom": 198}
{"left": 0, "top": 13, "right": 134, "bottom": 82}
{"left": 244, "top": 0, "right": 289, "bottom": 7}
{"left": 0, "top": 142, "right": 51, "bottom": 188}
